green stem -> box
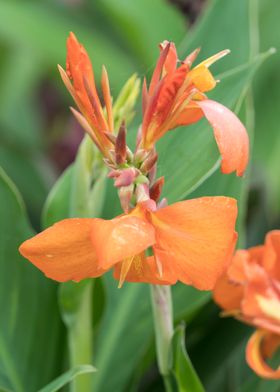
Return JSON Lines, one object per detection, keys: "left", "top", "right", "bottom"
{"left": 68, "top": 281, "right": 93, "bottom": 392}
{"left": 150, "top": 285, "right": 174, "bottom": 389}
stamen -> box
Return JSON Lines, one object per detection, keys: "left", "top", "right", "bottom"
{"left": 118, "top": 256, "right": 134, "bottom": 288}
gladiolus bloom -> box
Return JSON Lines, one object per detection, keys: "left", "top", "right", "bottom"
{"left": 141, "top": 41, "right": 249, "bottom": 176}
{"left": 58, "top": 32, "right": 114, "bottom": 157}
{"left": 214, "top": 231, "right": 280, "bottom": 379}
{"left": 19, "top": 196, "right": 237, "bottom": 291}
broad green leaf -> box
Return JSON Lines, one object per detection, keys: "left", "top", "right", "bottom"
{"left": 94, "top": 0, "right": 186, "bottom": 66}
{"left": 38, "top": 365, "right": 96, "bottom": 392}
{"left": 253, "top": 0, "right": 280, "bottom": 215}
{"left": 0, "top": 167, "right": 64, "bottom": 392}
{"left": 172, "top": 324, "right": 205, "bottom": 392}
{"left": 0, "top": 146, "right": 50, "bottom": 227}
{"left": 0, "top": 1, "right": 135, "bottom": 90}
{"left": 42, "top": 165, "right": 73, "bottom": 229}
{"left": 92, "top": 276, "right": 209, "bottom": 391}
{"left": 69, "top": 135, "right": 106, "bottom": 218}
{"left": 0, "top": 48, "right": 42, "bottom": 149}
{"left": 179, "top": 0, "right": 250, "bottom": 70}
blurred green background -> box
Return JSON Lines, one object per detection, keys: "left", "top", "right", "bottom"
{"left": 0, "top": 0, "right": 280, "bottom": 391}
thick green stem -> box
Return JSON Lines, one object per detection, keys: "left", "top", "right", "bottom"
{"left": 68, "top": 281, "right": 93, "bottom": 392}
{"left": 150, "top": 285, "right": 174, "bottom": 384}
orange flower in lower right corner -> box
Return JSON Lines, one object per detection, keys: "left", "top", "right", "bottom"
{"left": 213, "top": 231, "right": 280, "bottom": 379}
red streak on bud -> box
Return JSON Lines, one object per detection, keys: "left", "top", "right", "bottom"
{"left": 150, "top": 176, "right": 165, "bottom": 202}
{"left": 115, "top": 121, "right": 127, "bottom": 165}
{"left": 140, "top": 150, "right": 158, "bottom": 173}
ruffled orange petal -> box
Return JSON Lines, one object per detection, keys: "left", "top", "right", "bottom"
{"left": 113, "top": 255, "right": 174, "bottom": 285}
{"left": 150, "top": 197, "right": 238, "bottom": 290}
{"left": 246, "top": 330, "right": 280, "bottom": 379}
{"left": 242, "top": 263, "right": 280, "bottom": 334}
{"left": 197, "top": 99, "right": 249, "bottom": 176}
{"left": 263, "top": 230, "right": 280, "bottom": 280}
{"left": 19, "top": 219, "right": 106, "bottom": 282}
{"left": 91, "top": 214, "right": 156, "bottom": 269}
{"left": 227, "top": 249, "right": 250, "bottom": 283}
{"left": 213, "top": 273, "right": 243, "bottom": 313}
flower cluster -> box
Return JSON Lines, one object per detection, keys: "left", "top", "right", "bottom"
{"left": 214, "top": 231, "right": 280, "bottom": 379}
{"left": 19, "top": 33, "right": 249, "bottom": 291}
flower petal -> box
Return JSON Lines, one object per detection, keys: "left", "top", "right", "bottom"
{"left": 160, "top": 41, "right": 178, "bottom": 75}
{"left": 188, "top": 65, "right": 216, "bottom": 92}
{"left": 241, "top": 263, "right": 280, "bottom": 334}
{"left": 19, "top": 219, "right": 106, "bottom": 282}
{"left": 91, "top": 215, "right": 156, "bottom": 269}
{"left": 197, "top": 99, "right": 249, "bottom": 176}
{"left": 213, "top": 273, "right": 243, "bottom": 313}
{"left": 150, "top": 196, "right": 238, "bottom": 290}
{"left": 169, "top": 104, "right": 203, "bottom": 128}
{"left": 263, "top": 230, "right": 280, "bottom": 280}
{"left": 246, "top": 330, "right": 280, "bottom": 379}
{"left": 66, "top": 32, "right": 98, "bottom": 105}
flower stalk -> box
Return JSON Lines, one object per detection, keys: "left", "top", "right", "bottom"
{"left": 150, "top": 285, "right": 174, "bottom": 389}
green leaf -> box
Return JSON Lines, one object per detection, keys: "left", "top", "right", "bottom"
{"left": 253, "top": 0, "right": 280, "bottom": 215}
{"left": 0, "top": 48, "right": 42, "bottom": 149}
{"left": 38, "top": 365, "right": 96, "bottom": 392}
{"left": 0, "top": 167, "right": 64, "bottom": 392}
{"left": 179, "top": 0, "right": 251, "bottom": 70}
{"left": 0, "top": 1, "right": 136, "bottom": 90}
{"left": 92, "top": 276, "right": 209, "bottom": 391}
{"left": 42, "top": 165, "right": 73, "bottom": 229}
{"left": 94, "top": 0, "right": 186, "bottom": 66}
{"left": 0, "top": 146, "right": 49, "bottom": 227}
{"left": 172, "top": 324, "right": 205, "bottom": 392}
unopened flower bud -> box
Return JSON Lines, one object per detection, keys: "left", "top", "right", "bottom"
{"left": 134, "top": 148, "right": 149, "bottom": 165}
{"left": 140, "top": 151, "right": 158, "bottom": 173}
{"left": 118, "top": 184, "right": 134, "bottom": 213}
{"left": 115, "top": 121, "right": 127, "bottom": 164}
{"left": 150, "top": 176, "right": 165, "bottom": 202}
{"left": 114, "top": 168, "right": 138, "bottom": 187}
{"left": 135, "top": 183, "right": 150, "bottom": 203}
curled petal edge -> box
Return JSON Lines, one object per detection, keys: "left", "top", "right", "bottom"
{"left": 246, "top": 329, "right": 280, "bottom": 379}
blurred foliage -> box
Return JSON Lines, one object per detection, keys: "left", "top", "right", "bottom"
{"left": 0, "top": 0, "right": 279, "bottom": 391}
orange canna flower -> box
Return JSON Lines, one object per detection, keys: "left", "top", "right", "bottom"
{"left": 19, "top": 196, "right": 237, "bottom": 291}
{"left": 58, "top": 32, "right": 114, "bottom": 158}
{"left": 213, "top": 231, "right": 280, "bottom": 379}
{"left": 141, "top": 41, "right": 249, "bottom": 176}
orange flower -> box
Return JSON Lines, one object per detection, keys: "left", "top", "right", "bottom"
{"left": 19, "top": 196, "right": 237, "bottom": 290}
{"left": 141, "top": 42, "right": 249, "bottom": 176}
{"left": 58, "top": 32, "right": 113, "bottom": 157}
{"left": 214, "top": 231, "right": 280, "bottom": 379}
